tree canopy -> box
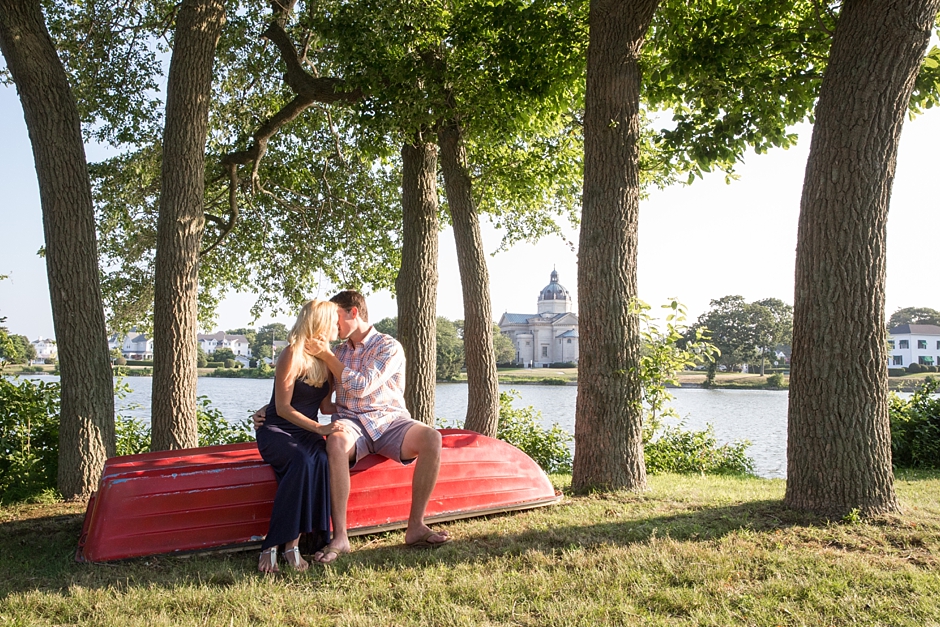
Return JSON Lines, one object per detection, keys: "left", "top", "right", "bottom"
{"left": 888, "top": 307, "right": 940, "bottom": 328}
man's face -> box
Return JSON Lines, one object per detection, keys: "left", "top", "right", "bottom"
{"left": 337, "top": 307, "right": 356, "bottom": 340}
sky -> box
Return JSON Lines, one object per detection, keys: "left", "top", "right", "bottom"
{"left": 2, "top": 81, "right": 939, "bottom": 341}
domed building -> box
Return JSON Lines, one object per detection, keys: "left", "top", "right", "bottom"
{"left": 497, "top": 269, "right": 579, "bottom": 367}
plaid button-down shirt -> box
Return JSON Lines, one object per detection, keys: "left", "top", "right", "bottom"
{"left": 333, "top": 326, "right": 410, "bottom": 440}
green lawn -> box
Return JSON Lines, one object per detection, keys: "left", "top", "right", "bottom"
{"left": 2, "top": 472, "right": 939, "bottom": 626}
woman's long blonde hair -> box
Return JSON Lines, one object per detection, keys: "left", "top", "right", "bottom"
{"left": 287, "top": 299, "right": 338, "bottom": 387}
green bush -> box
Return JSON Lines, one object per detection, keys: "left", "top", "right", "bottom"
{"left": 206, "top": 361, "right": 224, "bottom": 368}
{"left": 766, "top": 373, "right": 787, "bottom": 389}
{"left": 890, "top": 377, "right": 940, "bottom": 469}
{"left": 495, "top": 390, "right": 573, "bottom": 474}
{"left": 539, "top": 377, "right": 568, "bottom": 386}
{"left": 125, "top": 368, "right": 152, "bottom": 376}
{"left": 1, "top": 379, "right": 253, "bottom": 503}
{"left": 223, "top": 359, "right": 236, "bottom": 369}
{"left": 645, "top": 423, "right": 754, "bottom": 476}
{"left": 0, "top": 377, "right": 61, "bottom": 504}
{"left": 907, "top": 363, "right": 925, "bottom": 374}
{"left": 549, "top": 362, "right": 576, "bottom": 368}
{"left": 114, "top": 357, "right": 127, "bottom": 366}
{"left": 888, "top": 368, "right": 907, "bottom": 377}
{"left": 125, "top": 360, "right": 153, "bottom": 367}
{"left": 206, "top": 367, "right": 274, "bottom": 379}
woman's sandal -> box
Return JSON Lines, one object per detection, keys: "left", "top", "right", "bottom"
{"left": 282, "top": 546, "right": 309, "bottom": 572}
{"left": 258, "top": 547, "right": 278, "bottom": 573}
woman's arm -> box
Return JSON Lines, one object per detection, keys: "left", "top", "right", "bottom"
{"left": 273, "top": 347, "right": 344, "bottom": 436}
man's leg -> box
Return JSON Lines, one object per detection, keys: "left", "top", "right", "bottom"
{"left": 399, "top": 424, "right": 448, "bottom": 545}
{"left": 315, "top": 431, "right": 357, "bottom": 563}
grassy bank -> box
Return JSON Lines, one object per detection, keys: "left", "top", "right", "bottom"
{"left": 2, "top": 472, "right": 938, "bottom": 626}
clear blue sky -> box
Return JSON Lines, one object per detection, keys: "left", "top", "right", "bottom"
{"left": 2, "top": 79, "right": 939, "bottom": 340}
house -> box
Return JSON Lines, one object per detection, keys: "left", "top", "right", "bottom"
{"left": 197, "top": 332, "right": 251, "bottom": 357}
{"left": 888, "top": 324, "right": 940, "bottom": 368}
{"left": 497, "top": 269, "right": 579, "bottom": 367}
{"left": 108, "top": 331, "right": 154, "bottom": 360}
{"left": 30, "top": 337, "right": 57, "bottom": 361}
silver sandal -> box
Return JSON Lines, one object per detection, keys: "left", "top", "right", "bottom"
{"left": 282, "top": 546, "right": 308, "bottom": 571}
{"left": 259, "top": 547, "right": 278, "bottom": 573}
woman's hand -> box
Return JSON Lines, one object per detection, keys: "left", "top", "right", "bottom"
{"left": 316, "top": 421, "right": 346, "bottom": 437}
{"left": 304, "top": 337, "right": 332, "bottom": 358}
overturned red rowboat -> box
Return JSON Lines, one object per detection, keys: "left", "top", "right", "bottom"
{"left": 75, "top": 429, "right": 561, "bottom": 562}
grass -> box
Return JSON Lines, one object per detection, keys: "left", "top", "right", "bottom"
{"left": 2, "top": 472, "right": 939, "bottom": 626}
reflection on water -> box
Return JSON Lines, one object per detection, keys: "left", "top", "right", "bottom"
{"left": 17, "top": 375, "right": 789, "bottom": 478}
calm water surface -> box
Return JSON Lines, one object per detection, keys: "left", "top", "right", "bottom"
{"left": 16, "top": 375, "right": 791, "bottom": 478}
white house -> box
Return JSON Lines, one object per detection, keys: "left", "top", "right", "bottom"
{"left": 888, "top": 324, "right": 940, "bottom": 368}
{"left": 108, "top": 331, "right": 154, "bottom": 360}
{"left": 497, "top": 269, "right": 579, "bottom": 367}
{"left": 30, "top": 337, "right": 57, "bottom": 361}
{"left": 197, "top": 332, "right": 251, "bottom": 357}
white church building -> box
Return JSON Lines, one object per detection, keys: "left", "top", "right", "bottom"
{"left": 497, "top": 269, "right": 579, "bottom": 367}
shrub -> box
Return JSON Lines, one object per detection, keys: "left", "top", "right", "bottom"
{"left": 0, "top": 377, "right": 61, "bottom": 503}
{"left": 931, "top": 366, "right": 939, "bottom": 373}
{"left": 539, "top": 377, "right": 568, "bottom": 386}
{"left": 224, "top": 359, "right": 236, "bottom": 369}
{"left": 115, "top": 357, "right": 127, "bottom": 366}
{"left": 890, "top": 377, "right": 940, "bottom": 469}
{"left": 645, "top": 424, "right": 754, "bottom": 476}
{"left": 1, "top": 380, "right": 253, "bottom": 503}
{"left": 125, "top": 360, "right": 153, "bottom": 366}
{"left": 206, "top": 361, "right": 224, "bottom": 368}
{"left": 766, "top": 373, "right": 787, "bottom": 389}
{"left": 495, "top": 390, "right": 572, "bottom": 474}
{"left": 907, "top": 363, "right": 924, "bottom": 374}
{"left": 125, "top": 368, "right": 152, "bottom": 376}
{"left": 196, "top": 396, "right": 254, "bottom": 447}
{"left": 888, "top": 368, "right": 907, "bottom": 377}
{"left": 549, "top": 362, "right": 576, "bottom": 368}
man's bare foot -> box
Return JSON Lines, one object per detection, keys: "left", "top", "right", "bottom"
{"left": 314, "top": 540, "right": 351, "bottom": 564}
{"left": 404, "top": 524, "right": 451, "bottom": 547}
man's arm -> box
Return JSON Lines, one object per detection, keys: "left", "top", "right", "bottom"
{"left": 340, "top": 339, "right": 404, "bottom": 397}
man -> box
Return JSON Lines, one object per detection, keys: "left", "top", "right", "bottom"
{"left": 255, "top": 290, "right": 450, "bottom": 563}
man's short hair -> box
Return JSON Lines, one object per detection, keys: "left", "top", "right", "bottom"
{"left": 330, "top": 290, "right": 369, "bottom": 322}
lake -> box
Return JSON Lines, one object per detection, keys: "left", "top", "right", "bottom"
{"left": 100, "top": 377, "right": 792, "bottom": 479}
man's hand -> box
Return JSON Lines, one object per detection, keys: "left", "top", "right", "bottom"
{"left": 304, "top": 337, "right": 332, "bottom": 358}
{"left": 252, "top": 406, "right": 267, "bottom": 430}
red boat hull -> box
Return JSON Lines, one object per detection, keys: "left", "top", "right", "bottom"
{"left": 76, "top": 429, "right": 560, "bottom": 562}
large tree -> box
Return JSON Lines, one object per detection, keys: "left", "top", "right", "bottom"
{"left": 572, "top": 0, "right": 661, "bottom": 492}
{"left": 0, "top": 0, "right": 115, "bottom": 498}
{"left": 786, "top": 0, "right": 940, "bottom": 516}
{"left": 150, "top": 0, "right": 226, "bottom": 450}
{"left": 888, "top": 306, "right": 940, "bottom": 328}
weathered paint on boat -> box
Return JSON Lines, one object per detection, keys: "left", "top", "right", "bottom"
{"left": 76, "top": 429, "right": 561, "bottom": 562}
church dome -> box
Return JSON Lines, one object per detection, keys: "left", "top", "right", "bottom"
{"left": 538, "top": 269, "right": 571, "bottom": 302}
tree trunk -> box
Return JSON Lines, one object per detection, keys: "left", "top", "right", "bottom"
{"left": 151, "top": 0, "right": 225, "bottom": 451}
{"left": 438, "top": 120, "right": 499, "bottom": 437}
{"left": 571, "top": 0, "right": 660, "bottom": 492}
{"left": 786, "top": 0, "right": 939, "bottom": 516}
{"left": 0, "top": 0, "right": 116, "bottom": 499}
{"left": 396, "top": 141, "right": 439, "bottom": 426}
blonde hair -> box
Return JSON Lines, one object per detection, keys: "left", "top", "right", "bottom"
{"left": 287, "top": 299, "right": 338, "bottom": 387}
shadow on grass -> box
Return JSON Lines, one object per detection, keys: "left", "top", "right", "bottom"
{"left": 0, "top": 497, "right": 834, "bottom": 599}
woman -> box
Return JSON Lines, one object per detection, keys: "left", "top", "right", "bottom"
{"left": 255, "top": 299, "right": 345, "bottom": 573}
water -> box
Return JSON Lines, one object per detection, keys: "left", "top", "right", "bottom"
{"left": 16, "top": 374, "right": 791, "bottom": 479}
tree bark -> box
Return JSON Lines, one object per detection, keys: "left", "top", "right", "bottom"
{"left": 571, "top": 0, "right": 660, "bottom": 492}
{"left": 0, "top": 0, "right": 115, "bottom": 498}
{"left": 151, "top": 0, "right": 225, "bottom": 451}
{"left": 786, "top": 0, "right": 939, "bottom": 516}
{"left": 438, "top": 120, "right": 500, "bottom": 437}
{"left": 396, "top": 141, "right": 439, "bottom": 426}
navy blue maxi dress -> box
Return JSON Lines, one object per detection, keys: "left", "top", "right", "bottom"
{"left": 255, "top": 378, "right": 331, "bottom": 552}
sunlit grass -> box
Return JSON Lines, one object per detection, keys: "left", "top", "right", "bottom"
{"left": 2, "top": 472, "right": 938, "bottom": 626}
